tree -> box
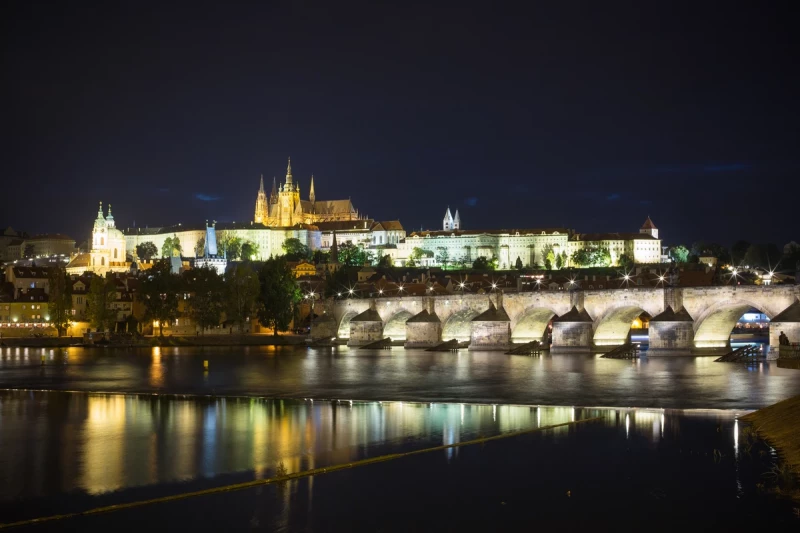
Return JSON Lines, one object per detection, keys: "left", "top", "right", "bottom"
{"left": 555, "top": 252, "right": 564, "bottom": 269}
{"left": 312, "top": 250, "right": 331, "bottom": 264}
{"left": 435, "top": 248, "right": 450, "bottom": 268}
{"left": 139, "top": 260, "right": 181, "bottom": 336}
{"left": 668, "top": 245, "right": 689, "bottom": 263}
{"left": 87, "top": 276, "right": 118, "bottom": 332}
{"left": 544, "top": 247, "right": 556, "bottom": 270}
{"left": 47, "top": 265, "right": 72, "bottom": 336}
{"left": 161, "top": 236, "right": 182, "bottom": 258}
{"left": 225, "top": 263, "right": 261, "bottom": 334}
{"left": 618, "top": 253, "right": 634, "bottom": 271}
{"left": 281, "top": 238, "right": 311, "bottom": 261}
{"left": 377, "top": 254, "right": 393, "bottom": 268}
{"left": 690, "top": 242, "right": 731, "bottom": 265}
{"left": 515, "top": 256, "right": 523, "bottom": 270}
{"left": 472, "top": 256, "right": 496, "bottom": 270}
{"left": 184, "top": 266, "right": 225, "bottom": 333}
{"left": 257, "top": 256, "right": 302, "bottom": 336}
{"left": 194, "top": 237, "right": 206, "bottom": 257}
{"left": 570, "top": 246, "right": 611, "bottom": 267}
{"left": 23, "top": 243, "right": 35, "bottom": 258}
{"left": 240, "top": 241, "right": 259, "bottom": 261}
{"left": 338, "top": 242, "right": 373, "bottom": 267}
{"left": 216, "top": 234, "right": 243, "bottom": 260}
{"left": 731, "top": 240, "right": 750, "bottom": 265}
{"left": 407, "top": 247, "right": 428, "bottom": 267}
{"left": 743, "top": 244, "right": 765, "bottom": 268}
{"left": 783, "top": 242, "right": 800, "bottom": 270}
{"left": 136, "top": 241, "right": 158, "bottom": 261}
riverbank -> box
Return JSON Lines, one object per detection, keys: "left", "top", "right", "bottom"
{"left": 741, "top": 394, "right": 800, "bottom": 498}
{"left": 0, "top": 334, "right": 308, "bottom": 348}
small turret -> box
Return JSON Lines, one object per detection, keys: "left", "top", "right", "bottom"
{"left": 285, "top": 157, "right": 293, "bottom": 188}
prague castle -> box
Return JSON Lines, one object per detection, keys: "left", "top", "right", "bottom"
{"left": 254, "top": 158, "right": 359, "bottom": 226}
{"left": 62, "top": 158, "right": 663, "bottom": 274}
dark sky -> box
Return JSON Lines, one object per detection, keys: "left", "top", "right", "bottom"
{"left": 2, "top": 1, "right": 798, "bottom": 247}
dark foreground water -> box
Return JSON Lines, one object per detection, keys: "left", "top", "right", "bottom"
{"left": 1, "top": 345, "right": 799, "bottom": 409}
{"left": 0, "top": 391, "right": 798, "bottom": 531}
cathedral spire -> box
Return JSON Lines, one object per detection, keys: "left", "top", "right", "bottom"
{"left": 270, "top": 176, "right": 278, "bottom": 203}
{"left": 259, "top": 174, "right": 265, "bottom": 193}
{"left": 309, "top": 174, "right": 316, "bottom": 203}
{"left": 97, "top": 201, "right": 104, "bottom": 219}
{"left": 285, "top": 157, "right": 293, "bottom": 187}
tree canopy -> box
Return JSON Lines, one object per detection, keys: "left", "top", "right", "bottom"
{"left": 161, "top": 236, "right": 182, "bottom": 258}
{"left": 139, "top": 260, "right": 181, "bottom": 336}
{"left": 87, "top": 276, "right": 118, "bottom": 332}
{"left": 257, "top": 256, "right": 301, "bottom": 336}
{"left": 225, "top": 263, "right": 261, "bottom": 333}
{"left": 184, "top": 266, "right": 225, "bottom": 333}
{"left": 668, "top": 245, "right": 689, "bottom": 263}
{"left": 136, "top": 241, "right": 158, "bottom": 260}
{"left": 571, "top": 246, "right": 611, "bottom": 267}
{"left": 47, "top": 265, "right": 72, "bottom": 336}
{"left": 281, "top": 238, "right": 311, "bottom": 261}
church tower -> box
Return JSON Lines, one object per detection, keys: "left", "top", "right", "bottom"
{"left": 443, "top": 207, "right": 454, "bottom": 230}
{"left": 640, "top": 216, "right": 658, "bottom": 239}
{"left": 254, "top": 175, "right": 268, "bottom": 224}
{"left": 309, "top": 174, "right": 316, "bottom": 204}
{"left": 278, "top": 157, "right": 301, "bottom": 226}
{"left": 453, "top": 209, "right": 461, "bottom": 230}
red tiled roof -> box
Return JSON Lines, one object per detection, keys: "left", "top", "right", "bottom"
{"left": 641, "top": 217, "right": 657, "bottom": 230}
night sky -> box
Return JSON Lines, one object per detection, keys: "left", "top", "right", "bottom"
{"left": 3, "top": 2, "right": 798, "bottom": 247}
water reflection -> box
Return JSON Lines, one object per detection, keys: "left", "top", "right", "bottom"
{"left": 0, "top": 391, "right": 737, "bottom": 503}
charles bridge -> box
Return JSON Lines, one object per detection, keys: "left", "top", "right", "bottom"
{"left": 310, "top": 285, "right": 800, "bottom": 353}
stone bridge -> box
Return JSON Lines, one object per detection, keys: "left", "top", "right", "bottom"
{"left": 313, "top": 285, "right": 800, "bottom": 353}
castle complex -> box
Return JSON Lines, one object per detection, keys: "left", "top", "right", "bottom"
{"left": 63, "top": 158, "right": 663, "bottom": 274}
{"left": 254, "top": 158, "right": 359, "bottom": 226}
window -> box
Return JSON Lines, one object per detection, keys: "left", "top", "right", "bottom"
{"left": 114, "top": 249, "right": 118, "bottom": 259}
{"left": 101, "top": 257, "right": 105, "bottom": 266}
{"left": 101, "top": 237, "right": 104, "bottom": 246}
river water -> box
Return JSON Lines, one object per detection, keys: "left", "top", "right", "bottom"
{"left": 0, "top": 345, "right": 798, "bottom": 409}
{"left": 1, "top": 346, "right": 798, "bottom": 530}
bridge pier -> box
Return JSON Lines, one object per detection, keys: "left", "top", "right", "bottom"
{"left": 310, "top": 312, "right": 338, "bottom": 341}
{"left": 469, "top": 301, "right": 511, "bottom": 351}
{"left": 647, "top": 306, "right": 694, "bottom": 355}
{"left": 768, "top": 299, "right": 800, "bottom": 355}
{"left": 405, "top": 300, "right": 442, "bottom": 348}
{"left": 347, "top": 305, "right": 384, "bottom": 347}
{"left": 551, "top": 306, "right": 593, "bottom": 352}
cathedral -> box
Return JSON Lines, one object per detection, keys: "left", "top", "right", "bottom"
{"left": 254, "top": 158, "right": 360, "bottom": 227}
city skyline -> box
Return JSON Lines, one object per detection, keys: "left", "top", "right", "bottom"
{"left": 3, "top": 3, "right": 799, "bottom": 247}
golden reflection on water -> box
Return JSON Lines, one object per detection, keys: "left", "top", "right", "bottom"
{"left": 0, "top": 392, "right": 739, "bottom": 500}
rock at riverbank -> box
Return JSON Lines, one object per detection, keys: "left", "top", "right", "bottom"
{"left": 740, "top": 395, "right": 800, "bottom": 476}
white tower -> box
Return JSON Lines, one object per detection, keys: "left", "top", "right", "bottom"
{"left": 443, "top": 207, "right": 454, "bottom": 230}
{"left": 640, "top": 216, "right": 658, "bottom": 239}
{"left": 453, "top": 209, "right": 461, "bottom": 230}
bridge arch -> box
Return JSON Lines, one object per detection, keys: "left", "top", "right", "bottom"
{"left": 442, "top": 308, "right": 482, "bottom": 342}
{"left": 692, "top": 299, "right": 770, "bottom": 349}
{"left": 383, "top": 310, "right": 414, "bottom": 341}
{"left": 337, "top": 310, "right": 359, "bottom": 339}
{"left": 593, "top": 305, "right": 646, "bottom": 347}
{"left": 511, "top": 306, "right": 557, "bottom": 343}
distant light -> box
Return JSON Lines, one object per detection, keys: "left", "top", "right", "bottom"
{"left": 378, "top": 289, "right": 383, "bottom": 295}
{"left": 491, "top": 283, "right": 497, "bottom": 289}
{"left": 658, "top": 276, "right": 665, "bottom": 282}
{"left": 349, "top": 289, "right": 354, "bottom": 294}
{"left": 623, "top": 275, "right": 630, "bottom": 281}
{"left": 337, "top": 292, "right": 342, "bottom": 297}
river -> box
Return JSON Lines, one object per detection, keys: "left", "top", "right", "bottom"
{"left": 1, "top": 346, "right": 798, "bottom": 530}
{"left": 0, "top": 345, "right": 798, "bottom": 409}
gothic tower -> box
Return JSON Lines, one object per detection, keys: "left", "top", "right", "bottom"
{"left": 278, "top": 157, "right": 301, "bottom": 227}
{"left": 254, "top": 175, "right": 268, "bottom": 224}
{"left": 309, "top": 174, "right": 316, "bottom": 204}
{"left": 443, "top": 207, "right": 454, "bottom": 230}
{"left": 453, "top": 209, "right": 461, "bottom": 230}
